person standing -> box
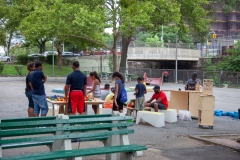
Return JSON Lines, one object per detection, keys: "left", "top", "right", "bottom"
{"left": 112, "top": 72, "right": 125, "bottom": 113}
{"left": 30, "top": 61, "right": 48, "bottom": 117}
{"left": 145, "top": 85, "right": 168, "bottom": 112}
{"left": 25, "top": 62, "right": 35, "bottom": 117}
{"left": 64, "top": 61, "right": 87, "bottom": 115}
{"left": 134, "top": 77, "right": 147, "bottom": 117}
{"left": 185, "top": 72, "right": 201, "bottom": 90}
{"left": 87, "top": 71, "right": 101, "bottom": 114}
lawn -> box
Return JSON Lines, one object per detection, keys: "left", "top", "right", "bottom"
{"left": 0, "top": 63, "right": 73, "bottom": 77}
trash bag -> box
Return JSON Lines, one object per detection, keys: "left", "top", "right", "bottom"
{"left": 179, "top": 110, "right": 192, "bottom": 121}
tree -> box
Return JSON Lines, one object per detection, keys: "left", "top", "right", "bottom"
{"left": 217, "top": 41, "right": 240, "bottom": 75}
{"left": 19, "top": 0, "right": 106, "bottom": 69}
{"left": 119, "top": 0, "right": 210, "bottom": 72}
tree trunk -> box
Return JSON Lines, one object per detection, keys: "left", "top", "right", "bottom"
{"left": 56, "top": 41, "right": 63, "bottom": 70}
{"left": 7, "top": 31, "right": 13, "bottom": 56}
{"left": 112, "top": 37, "right": 118, "bottom": 72}
{"left": 120, "top": 35, "right": 131, "bottom": 73}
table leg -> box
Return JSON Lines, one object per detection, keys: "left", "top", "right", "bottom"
{"left": 64, "top": 104, "right": 69, "bottom": 115}
{"left": 52, "top": 104, "right": 55, "bottom": 116}
{"left": 59, "top": 105, "right": 64, "bottom": 114}
{"left": 96, "top": 104, "right": 100, "bottom": 114}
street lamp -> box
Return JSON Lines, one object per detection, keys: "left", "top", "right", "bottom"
{"left": 52, "top": 36, "right": 55, "bottom": 76}
{"left": 175, "top": 34, "right": 178, "bottom": 83}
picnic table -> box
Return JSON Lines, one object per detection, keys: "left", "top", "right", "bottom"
{"left": 47, "top": 98, "right": 106, "bottom": 116}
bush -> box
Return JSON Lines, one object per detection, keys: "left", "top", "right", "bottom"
{"left": 28, "top": 56, "right": 34, "bottom": 62}
{"left": 14, "top": 65, "right": 24, "bottom": 75}
{"left": 39, "top": 55, "right": 45, "bottom": 62}
{"left": 0, "top": 62, "right": 4, "bottom": 74}
{"left": 46, "top": 55, "right": 58, "bottom": 65}
{"left": 17, "top": 54, "right": 29, "bottom": 65}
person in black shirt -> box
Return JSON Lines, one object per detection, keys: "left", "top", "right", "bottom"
{"left": 25, "top": 62, "right": 35, "bottom": 117}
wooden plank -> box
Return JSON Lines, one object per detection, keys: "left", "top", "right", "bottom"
{"left": 0, "top": 116, "right": 132, "bottom": 129}
{"left": 189, "top": 92, "right": 201, "bottom": 118}
{"left": 0, "top": 129, "right": 134, "bottom": 145}
{"left": 0, "top": 122, "right": 134, "bottom": 137}
{"left": 0, "top": 145, "right": 147, "bottom": 160}
{"left": 169, "top": 90, "right": 188, "bottom": 113}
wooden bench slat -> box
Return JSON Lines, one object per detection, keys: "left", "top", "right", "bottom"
{"left": 0, "top": 145, "right": 147, "bottom": 160}
{"left": 0, "top": 129, "right": 134, "bottom": 145}
{"left": 2, "top": 136, "right": 109, "bottom": 149}
{"left": 1, "top": 114, "right": 112, "bottom": 123}
{"left": 0, "top": 122, "right": 134, "bottom": 137}
{"left": 0, "top": 116, "right": 132, "bottom": 129}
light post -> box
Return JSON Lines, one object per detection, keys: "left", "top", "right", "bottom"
{"left": 175, "top": 34, "right": 178, "bottom": 83}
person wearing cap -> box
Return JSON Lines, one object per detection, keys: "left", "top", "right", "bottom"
{"left": 185, "top": 72, "right": 201, "bottom": 90}
{"left": 144, "top": 85, "right": 168, "bottom": 112}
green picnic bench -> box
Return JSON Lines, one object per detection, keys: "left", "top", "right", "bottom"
{"left": 0, "top": 113, "right": 147, "bottom": 160}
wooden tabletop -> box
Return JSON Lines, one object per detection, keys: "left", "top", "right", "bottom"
{"left": 47, "top": 98, "right": 106, "bottom": 105}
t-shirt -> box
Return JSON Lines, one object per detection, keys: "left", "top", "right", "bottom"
{"left": 115, "top": 79, "right": 124, "bottom": 96}
{"left": 151, "top": 91, "right": 168, "bottom": 108}
{"left": 66, "top": 70, "right": 87, "bottom": 91}
{"left": 185, "top": 79, "right": 201, "bottom": 90}
{"left": 100, "top": 90, "right": 111, "bottom": 100}
{"left": 135, "top": 83, "right": 146, "bottom": 98}
{"left": 25, "top": 72, "right": 32, "bottom": 92}
{"left": 30, "top": 69, "right": 45, "bottom": 95}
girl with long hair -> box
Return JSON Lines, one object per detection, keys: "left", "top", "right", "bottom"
{"left": 25, "top": 62, "right": 35, "bottom": 117}
{"left": 87, "top": 71, "right": 101, "bottom": 114}
{"left": 112, "top": 72, "right": 125, "bottom": 113}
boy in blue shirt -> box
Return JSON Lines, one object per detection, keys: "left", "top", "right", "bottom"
{"left": 134, "top": 77, "right": 147, "bottom": 118}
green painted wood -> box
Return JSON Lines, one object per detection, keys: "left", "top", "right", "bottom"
{"left": 0, "top": 122, "right": 133, "bottom": 137}
{"left": 0, "top": 129, "right": 134, "bottom": 145}
{"left": 1, "top": 114, "right": 112, "bottom": 123}
{"left": 0, "top": 116, "right": 132, "bottom": 129}
{"left": 2, "top": 136, "right": 108, "bottom": 149}
{"left": 0, "top": 145, "right": 147, "bottom": 160}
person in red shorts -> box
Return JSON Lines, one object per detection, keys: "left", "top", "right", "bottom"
{"left": 64, "top": 61, "right": 87, "bottom": 114}
{"left": 145, "top": 85, "right": 168, "bottom": 112}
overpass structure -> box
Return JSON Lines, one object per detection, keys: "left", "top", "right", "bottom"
{"left": 127, "top": 47, "right": 201, "bottom": 61}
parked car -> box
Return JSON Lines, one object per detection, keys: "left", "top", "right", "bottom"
{"left": 28, "top": 53, "right": 42, "bottom": 57}
{"left": 0, "top": 54, "right": 11, "bottom": 62}
{"left": 62, "top": 52, "right": 74, "bottom": 57}
{"left": 45, "top": 51, "right": 58, "bottom": 56}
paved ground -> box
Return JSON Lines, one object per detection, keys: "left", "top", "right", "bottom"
{"left": 0, "top": 77, "right": 240, "bottom": 159}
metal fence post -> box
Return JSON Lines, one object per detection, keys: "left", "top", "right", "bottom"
{"left": 237, "top": 72, "right": 239, "bottom": 87}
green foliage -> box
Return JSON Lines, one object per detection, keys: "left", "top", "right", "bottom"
{"left": 17, "top": 54, "right": 29, "bottom": 65}
{"left": 203, "top": 59, "right": 219, "bottom": 84}
{"left": 107, "top": 55, "right": 113, "bottom": 72}
{"left": 38, "top": 55, "right": 45, "bottom": 63}
{"left": 14, "top": 65, "right": 24, "bottom": 75}
{"left": 217, "top": 41, "right": 240, "bottom": 75}
{"left": 46, "top": 55, "right": 58, "bottom": 65}
{"left": 145, "top": 35, "right": 163, "bottom": 47}
{"left": 0, "top": 61, "right": 4, "bottom": 74}
{"left": 28, "top": 56, "right": 34, "bottom": 62}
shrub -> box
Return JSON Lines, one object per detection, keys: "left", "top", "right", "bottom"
{"left": 0, "top": 62, "right": 4, "bottom": 74}
{"left": 28, "top": 56, "right": 34, "bottom": 62}
{"left": 14, "top": 65, "right": 24, "bottom": 75}
{"left": 17, "top": 54, "right": 29, "bottom": 65}
{"left": 38, "top": 55, "right": 45, "bottom": 62}
{"left": 46, "top": 55, "right": 58, "bottom": 65}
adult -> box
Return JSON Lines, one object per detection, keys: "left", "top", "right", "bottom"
{"left": 87, "top": 71, "right": 101, "bottom": 114}
{"left": 64, "top": 61, "right": 87, "bottom": 115}
{"left": 185, "top": 72, "right": 201, "bottom": 90}
{"left": 145, "top": 85, "right": 168, "bottom": 112}
{"left": 25, "top": 62, "right": 35, "bottom": 117}
{"left": 30, "top": 61, "right": 48, "bottom": 117}
{"left": 100, "top": 83, "right": 111, "bottom": 100}
{"left": 112, "top": 72, "right": 125, "bottom": 113}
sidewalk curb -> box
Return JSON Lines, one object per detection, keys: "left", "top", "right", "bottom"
{"left": 189, "top": 134, "right": 240, "bottom": 152}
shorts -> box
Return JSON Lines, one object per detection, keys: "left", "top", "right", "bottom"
{"left": 25, "top": 91, "right": 34, "bottom": 108}
{"left": 113, "top": 97, "right": 123, "bottom": 111}
{"left": 135, "top": 97, "right": 145, "bottom": 111}
{"left": 150, "top": 103, "right": 167, "bottom": 110}
{"left": 32, "top": 94, "right": 48, "bottom": 115}
{"left": 69, "top": 90, "right": 85, "bottom": 114}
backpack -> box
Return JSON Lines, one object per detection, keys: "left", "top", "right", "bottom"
{"left": 120, "top": 86, "right": 128, "bottom": 103}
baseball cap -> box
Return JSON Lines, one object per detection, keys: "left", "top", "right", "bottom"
{"left": 192, "top": 72, "right": 197, "bottom": 77}
{"left": 153, "top": 85, "right": 160, "bottom": 90}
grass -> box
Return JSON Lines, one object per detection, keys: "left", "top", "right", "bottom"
{"left": 0, "top": 63, "right": 73, "bottom": 77}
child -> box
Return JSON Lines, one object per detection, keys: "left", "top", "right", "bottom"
{"left": 134, "top": 77, "right": 147, "bottom": 119}
{"left": 100, "top": 83, "right": 111, "bottom": 100}
{"left": 87, "top": 71, "right": 101, "bottom": 114}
